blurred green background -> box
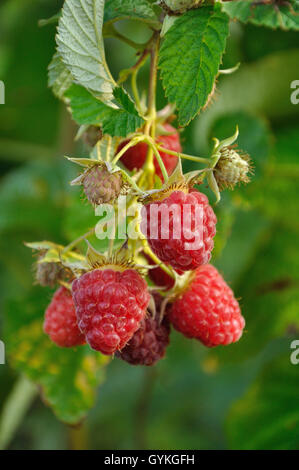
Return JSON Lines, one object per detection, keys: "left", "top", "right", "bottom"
{"left": 0, "top": 0, "right": 298, "bottom": 450}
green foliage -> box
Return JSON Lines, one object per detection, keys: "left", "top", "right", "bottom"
{"left": 223, "top": 0, "right": 299, "bottom": 31}
{"left": 56, "top": 0, "right": 115, "bottom": 100}
{"left": 159, "top": 6, "right": 229, "bottom": 126}
{"left": 227, "top": 358, "right": 299, "bottom": 449}
{"left": 5, "top": 288, "right": 109, "bottom": 425}
{"left": 66, "top": 84, "right": 144, "bottom": 137}
{"left": 48, "top": 53, "right": 72, "bottom": 99}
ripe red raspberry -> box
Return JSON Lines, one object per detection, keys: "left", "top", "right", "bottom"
{"left": 72, "top": 268, "right": 150, "bottom": 355}
{"left": 116, "top": 296, "right": 171, "bottom": 366}
{"left": 141, "top": 189, "right": 217, "bottom": 271}
{"left": 170, "top": 265, "right": 245, "bottom": 347}
{"left": 44, "top": 286, "right": 85, "bottom": 348}
{"left": 118, "top": 123, "right": 181, "bottom": 181}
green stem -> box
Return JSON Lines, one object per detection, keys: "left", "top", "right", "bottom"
{"left": 143, "top": 33, "right": 160, "bottom": 186}
{"left": 142, "top": 240, "right": 175, "bottom": 280}
{"left": 62, "top": 228, "right": 95, "bottom": 254}
{"left": 155, "top": 144, "right": 211, "bottom": 164}
{"left": 149, "top": 142, "right": 169, "bottom": 183}
{"left": 131, "top": 50, "right": 149, "bottom": 113}
{"left": 0, "top": 376, "right": 37, "bottom": 450}
{"left": 123, "top": 172, "right": 145, "bottom": 195}
{"left": 105, "top": 25, "right": 147, "bottom": 51}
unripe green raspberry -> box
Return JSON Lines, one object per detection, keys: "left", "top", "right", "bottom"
{"left": 83, "top": 165, "right": 123, "bottom": 205}
{"left": 161, "top": 0, "right": 202, "bottom": 14}
{"left": 214, "top": 147, "right": 251, "bottom": 190}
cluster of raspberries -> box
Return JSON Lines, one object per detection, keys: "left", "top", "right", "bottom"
{"left": 43, "top": 125, "right": 245, "bottom": 366}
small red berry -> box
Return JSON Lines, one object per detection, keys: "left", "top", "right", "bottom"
{"left": 116, "top": 296, "right": 171, "bottom": 366}
{"left": 118, "top": 123, "right": 181, "bottom": 181}
{"left": 44, "top": 286, "right": 85, "bottom": 348}
{"left": 170, "top": 265, "right": 245, "bottom": 347}
{"left": 141, "top": 189, "right": 217, "bottom": 271}
{"left": 72, "top": 268, "right": 150, "bottom": 355}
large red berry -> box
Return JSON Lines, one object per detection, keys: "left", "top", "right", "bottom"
{"left": 116, "top": 296, "right": 171, "bottom": 366}
{"left": 72, "top": 268, "right": 150, "bottom": 355}
{"left": 44, "top": 286, "right": 85, "bottom": 348}
{"left": 141, "top": 189, "right": 217, "bottom": 271}
{"left": 170, "top": 265, "right": 245, "bottom": 347}
{"left": 118, "top": 123, "right": 181, "bottom": 181}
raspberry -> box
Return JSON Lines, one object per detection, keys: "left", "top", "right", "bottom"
{"left": 82, "top": 165, "right": 123, "bottom": 205}
{"left": 116, "top": 296, "right": 171, "bottom": 366}
{"left": 118, "top": 123, "right": 181, "bottom": 181}
{"left": 170, "top": 265, "right": 245, "bottom": 347}
{"left": 141, "top": 189, "right": 217, "bottom": 271}
{"left": 72, "top": 268, "right": 150, "bottom": 355}
{"left": 44, "top": 286, "right": 85, "bottom": 348}
{"left": 214, "top": 146, "right": 251, "bottom": 190}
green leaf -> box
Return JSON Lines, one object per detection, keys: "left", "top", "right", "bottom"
{"left": 159, "top": 6, "right": 229, "bottom": 126}
{"left": 227, "top": 358, "right": 299, "bottom": 449}
{"left": 223, "top": 0, "right": 299, "bottom": 31}
{"left": 48, "top": 53, "right": 73, "bottom": 99}
{"left": 56, "top": 0, "right": 115, "bottom": 100}
{"left": 5, "top": 288, "right": 110, "bottom": 425}
{"left": 104, "top": 0, "right": 160, "bottom": 27}
{"left": 66, "top": 84, "right": 144, "bottom": 137}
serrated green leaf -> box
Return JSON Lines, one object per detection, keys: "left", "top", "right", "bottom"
{"left": 5, "top": 289, "right": 110, "bottom": 425}
{"left": 56, "top": 0, "right": 115, "bottom": 100}
{"left": 66, "top": 84, "right": 144, "bottom": 137}
{"left": 48, "top": 53, "right": 73, "bottom": 99}
{"left": 104, "top": 0, "right": 160, "bottom": 27}
{"left": 223, "top": 0, "right": 299, "bottom": 31}
{"left": 159, "top": 6, "right": 229, "bottom": 126}
{"left": 227, "top": 358, "right": 299, "bottom": 449}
